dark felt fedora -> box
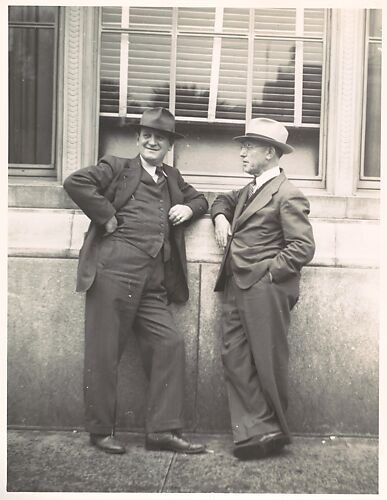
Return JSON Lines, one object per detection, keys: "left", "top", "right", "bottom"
{"left": 233, "top": 117, "right": 294, "bottom": 154}
{"left": 135, "top": 107, "right": 184, "bottom": 139}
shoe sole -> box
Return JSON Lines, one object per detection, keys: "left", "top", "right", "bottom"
{"left": 145, "top": 443, "right": 206, "bottom": 454}
{"left": 233, "top": 435, "right": 287, "bottom": 460}
{"left": 90, "top": 441, "right": 126, "bottom": 454}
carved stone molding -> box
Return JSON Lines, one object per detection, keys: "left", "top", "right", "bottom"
{"left": 331, "top": 10, "right": 365, "bottom": 196}
{"left": 60, "top": 7, "right": 100, "bottom": 180}
{"left": 62, "top": 7, "right": 83, "bottom": 181}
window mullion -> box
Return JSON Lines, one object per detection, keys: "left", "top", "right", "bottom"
{"left": 246, "top": 8, "right": 255, "bottom": 122}
{"left": 169, "top": 7, "right": 178, "bottom": 114}
{"left": 166, "top": 8, "right": 178, "bottom": 167}
{"left": 294, "top": 8, "right": 304, "bottom": 126}
{"left": 51, "top": 10, "right": 59, "bottom": 168}
{"left": 360, "top": 10, "right": 370, "bottom": 180}
{"left": 119, "top": 7, "right": 129, "bottom": 117}
{"left": 208, "top": 6, "right": 223, "bottom": 121}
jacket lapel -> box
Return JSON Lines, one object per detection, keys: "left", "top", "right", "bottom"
{"left": 112, "top": 155, "right": 142, "bottom": 210}
{"left": 112, "top": 157, "right": 183, "bottom": 212}
{"left": 231, "top": 184, "right": 250, "bottom": 232}
{"left": 164, "top": 165, "right": 184, "bottom": 206}
{"left": 234, "top": 173, "right": 285, "bottom": 230}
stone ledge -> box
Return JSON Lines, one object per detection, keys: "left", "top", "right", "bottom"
{"left": 9, "top": 183, "right": 380, "bottom": 219}
{"left": 8, "top": 208, "right": 380, "bottom": 268}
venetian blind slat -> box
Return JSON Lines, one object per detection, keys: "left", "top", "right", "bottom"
{"left": 217, "top": 38, "right": 248, "bottom": 120}
{"left": 100, "top": 33, "right": 121, "bottom": 113}
{"left": 175, "top": 35, "right": 213, "bottom": 117}
{"left": 100, "top": 6, "right": 325, "bottom": 123}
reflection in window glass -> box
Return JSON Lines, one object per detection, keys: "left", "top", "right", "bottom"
{"left": 217, "top": 38, "right": 248, "bottom": 120}
{"left": 100, "top": 33, "right": 172, "bottom": 114}
{"left": 100, "top": 6, "right": 326, "bottom": 127}
{"left": 302, "top": 43, "right": 323, "bottom": 124}
{"left": 175, "top": 36, "right": 213, "bottom": 118}
{"left": 128, "top": 34, "right": 171, "bottom": 113}
{"left": 100, "top": 33, "right": 120, "bottom": 114}
{"left": 252, "top": 40, "right": 295, "bottom": 122}
{"left": 99, "top": 7, "right": 327, "bottom": 181}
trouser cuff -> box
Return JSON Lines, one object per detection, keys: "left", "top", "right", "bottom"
{"left": 146, "top": 419, "right": 184, "bottom": 434}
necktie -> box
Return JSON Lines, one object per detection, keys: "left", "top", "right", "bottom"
{"left": 247, "top": 181, "right": 255, "bottom": 199}
{"left": 242, "top": 181, "right": 256, "bottom": 212}
{"left": 155, "top": 166, "right": 164, "bottom": 183}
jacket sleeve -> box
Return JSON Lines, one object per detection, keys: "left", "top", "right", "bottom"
{"left": 269, "top": 192, "right": 315, "bottom": 282}
{"left": 63, "top": 156, "right": 119, "bottom": 225}
{"left": 210, "top": 190, "right": 240, "bottom": 224}
{"left": 175, "top": 169, "right": 209, "bottom": 221}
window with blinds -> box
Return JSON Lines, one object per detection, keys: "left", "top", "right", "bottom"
{"left": 100, "top": 7, "right": 326, "bottom": 126}
{"left": 99, "top": 7, "right": 328, "bottom": 186}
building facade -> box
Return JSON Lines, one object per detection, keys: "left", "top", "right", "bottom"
{"left": 8, "top": 6, "right": 380, "bottom": 435}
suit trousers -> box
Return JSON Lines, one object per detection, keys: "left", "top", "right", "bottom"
{"left": 84, "top": 236, "right": 185, "bottom": 435}
{"left": 221, "top": 273, "right": 300, "bottom": 443}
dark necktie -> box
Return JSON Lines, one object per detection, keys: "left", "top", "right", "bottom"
{"left": 242, "top": 181, "right": 256, "bottom": 212}
{"left": 155, "top": 166, "right": 164, "bottom": 183}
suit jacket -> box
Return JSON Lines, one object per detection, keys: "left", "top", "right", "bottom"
{"left": 63, "top": 154, "right": 208, "bottom": 303}
{"left": 211, "top": 171, "right": 315, "bottom": 291}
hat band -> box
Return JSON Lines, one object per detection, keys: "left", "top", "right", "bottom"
{"left": 244, "top": 132, "right": 283, "bottom": 142}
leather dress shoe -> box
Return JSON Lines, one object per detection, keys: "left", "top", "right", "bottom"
{"left": 233, "top": 431, "right": 288, "bottom": 460}
{"left": 90, "top": 434, "right": 126, "bottom": 454}
{"left": 145, "top": 431, "right": 206, "bottom": 454}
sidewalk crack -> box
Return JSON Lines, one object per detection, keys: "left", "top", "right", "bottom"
{"left": 159, "top": 454, "right": 176, "bottom": 492}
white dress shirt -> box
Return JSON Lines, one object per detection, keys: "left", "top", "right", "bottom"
{"left": 252, "top": 166, "right": 280, "bottom": 193}
{"left": 140, "top": 156, "right": 167, "bottom": 183}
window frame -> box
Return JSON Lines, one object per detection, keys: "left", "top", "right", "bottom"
{"left": 8, "top": 6, "right": 62, "bottom": 177}
{"left": 6, "top": 6, "right": 379, "bottom": 219}
{"left": 98, "top": 7, "right": 330, "bottom": 190}
{"left": 358, "top": 9, "right": 381, "bottom": 190}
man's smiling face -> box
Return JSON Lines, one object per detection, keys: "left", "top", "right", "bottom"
{"left": 137, "top": 127, "right": 172, "bottom": 166}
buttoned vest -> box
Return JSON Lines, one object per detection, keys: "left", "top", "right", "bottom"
{"left": 113, "top": 168, "right": 171, "bottom": 261}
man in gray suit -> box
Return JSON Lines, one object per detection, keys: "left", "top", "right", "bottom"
{"left": 64, "top": 108, "right": 208, "bottom": 455}
{"left": 211, "top": 118, "right": 315, "bottom": 460}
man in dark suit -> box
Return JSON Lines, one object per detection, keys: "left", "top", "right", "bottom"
{"left": 64, "top": 108, "right": 208, "bottom": 455}
{"left": 211, "top": 118, "right": 315, "bottom": 460}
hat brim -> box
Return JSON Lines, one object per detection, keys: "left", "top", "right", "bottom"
{"left": 134, "top": 124, "right": 184, "bottom": 139}
{"left": 232, "top": 133, "right": 294, "bottom": 154}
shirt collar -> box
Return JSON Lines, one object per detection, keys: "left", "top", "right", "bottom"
{"left": 139, "top": 156, "right": 167, "bottom": 179}
{"left": 254, "top": 166, "right": 280, "bottom": 190}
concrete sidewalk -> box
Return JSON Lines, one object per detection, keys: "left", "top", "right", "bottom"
{"left": 7, "top": 429, "right": 378, "bottom": 494}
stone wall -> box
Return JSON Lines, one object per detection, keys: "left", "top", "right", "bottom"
{"left": 7, "top": 210, "right": 379, "bottom": 435}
